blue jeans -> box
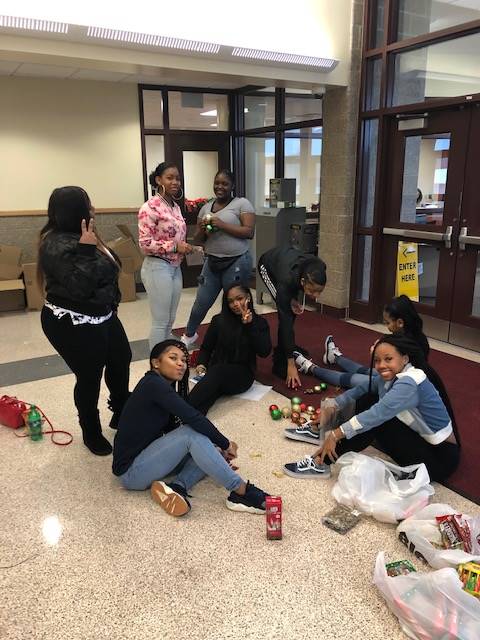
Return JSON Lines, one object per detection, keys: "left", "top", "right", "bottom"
{"left": 141, "top": 257, "right": 183, "bottom": 349}
{"left": 119, "top": 425, "right": 244, "bottom": 493}
{"left": 185, "top": 250, "right": 252, "bottom": 337}
{"left": 311, "top": 355, "right": 376, "bottom": 388}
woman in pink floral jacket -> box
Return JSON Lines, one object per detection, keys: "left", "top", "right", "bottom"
{"left": 139, "top": 162, "right": 193, "bottom": 348}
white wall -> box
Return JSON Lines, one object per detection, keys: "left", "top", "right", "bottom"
{"left": 0, "top": 77, "right": 144, "bottom": 210}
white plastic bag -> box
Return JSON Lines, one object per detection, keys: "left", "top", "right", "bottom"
{"left": 397, "top": 503, "right": 480, "bottom": 569}
{"left": 374, "top": 552, "right": 480, "bottom": 640}
{"left": 332, "top": 452, "right": 434, "bottom": 523}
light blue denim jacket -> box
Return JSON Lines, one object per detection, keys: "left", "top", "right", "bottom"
{"left": 335, "top": 364, "right": 452, "bottom": 445}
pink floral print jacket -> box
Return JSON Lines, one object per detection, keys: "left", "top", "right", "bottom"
{"left": 138, "top": 195, "right": 186, "bottom": 267}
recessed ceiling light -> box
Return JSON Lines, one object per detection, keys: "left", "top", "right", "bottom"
{"left": 244, "top": 108, "right": 249, "bottom": 113}
{"left": 231, "top": 47, "right": 337, "bottom": 70}
{"left": 200, "top": 109, "right": 217, "bottom": 116}
{"left": 0, "top": 15, "right": 68, "bottom": 33}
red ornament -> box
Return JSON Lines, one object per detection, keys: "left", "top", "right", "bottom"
{"left": 315, "top": 407, "right": 322, "bottom": 415}
{"left": 300, "top": 403, "right": 307, "bottom": 412}
{"left": 269, "top": 404, "right": 279, "bottom": 412}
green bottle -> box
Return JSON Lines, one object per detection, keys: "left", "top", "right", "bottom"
{"left": 27, "top": 405, "right": 43, "bottom": 441}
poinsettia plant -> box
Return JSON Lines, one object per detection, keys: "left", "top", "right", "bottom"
{"left": 184, "top": 198, "right": 209, "bottom": 215}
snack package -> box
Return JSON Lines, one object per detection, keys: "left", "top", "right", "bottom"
{"left": 322, "top": 504, "right": 361, "bottom": 534}
{"left": 458, "top": 562, "right": 480, "bottom": 598}
{"left": 436, "top": 514, "right": 469, "bottom": 551}
{"left": 385, "top": 559, "right": 417, "bottom": 577}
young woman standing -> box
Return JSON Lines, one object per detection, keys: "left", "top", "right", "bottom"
{"left": 181, "top": 170, "right": 255, "bottom": 348}
{"left": 139, "top": 162, "right": 193, "bottom": 349}
{"left": 39, "top": 186, "right": 131, "bottom": 456}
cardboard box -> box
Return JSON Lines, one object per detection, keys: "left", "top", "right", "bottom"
{"left": 0, "top": 244, "right": 22, "bottom": 280}
{"left": 107, "top": 225, "right": 144, "bottom": 273}
{"left": 0, "top": 279, "right": 26, "bottom": 312}
{"left": 118, "top": 256, "right": 136, "bottom": 302}
{"left": 22, "top": 263, "right": 45, "bottom": 310}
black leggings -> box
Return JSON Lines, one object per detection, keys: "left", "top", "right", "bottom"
{"left": 188, "top": 363, "right": 254, "bottom": 415}
{"left": 41, "top": 306, "right": 132, "bottom": 433}
{"left": 331, "top": 413, "right": 460, "bottom": 482}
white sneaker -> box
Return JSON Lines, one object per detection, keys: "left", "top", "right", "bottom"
{"left": 323, "top": 335, "right": 342, "bottom": 365}
{"left": 180, "top": 332, "right": 199, "bottom": 349}
{"left": 293, "top": 350, "right": 314, "bottom": 374}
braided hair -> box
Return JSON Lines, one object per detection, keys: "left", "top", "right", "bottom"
{"left": 384, "top": 295, "right": 430, "bottom": 360}
{"left": 149, "top": 339, "right": 190, "bottom": 400}
{"left": 369, "top": 334, "right": 460, "bottom": 446}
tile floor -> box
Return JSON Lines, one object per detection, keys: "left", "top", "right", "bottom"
{"left": 1, "top": 290, "right": 479, "bottom": 640}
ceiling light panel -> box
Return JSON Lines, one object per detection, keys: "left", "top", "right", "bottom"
{"left": 231, "top": 47, "right": 337, "bottom": 70}
{"left": 87, "top": 26, "right": 220, "bottom": 53}
{"left": 0, "top": 15, "right": 68, "bottom": 33}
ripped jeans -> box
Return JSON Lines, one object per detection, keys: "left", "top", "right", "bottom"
{"left": 185, "top": 250, "right": 252, "bottom": 337}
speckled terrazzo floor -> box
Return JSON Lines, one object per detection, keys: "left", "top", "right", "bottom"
{"left": 1, "top": 294, "right": 479, "bottom": 639}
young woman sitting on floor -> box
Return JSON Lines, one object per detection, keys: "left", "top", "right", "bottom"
{"left": 112, "top": 339, "right": 269, "bottom": 517}
{"left": 293, "top": 294, "right": 430, "bottom": 389}
{"left": 283, "top": 334, "right": 460, "bottom": 483}
{"left": 187, "top": 284, "right": 272, "bottom": 415}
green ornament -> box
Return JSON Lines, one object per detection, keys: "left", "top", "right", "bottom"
{"left": 291, "top": 396, "right": 302, "bottom": 406}
{"left": 270, "top": 408, "right": 282, "bottom": 420}
{"left": 291, "top": 403, "right": 301, "bottom": 414}
{"left": 206, "top": 224, "right": 213, "bottom": 233}
{"left": 320, "top": 383, "right": 328, "bottom": 391}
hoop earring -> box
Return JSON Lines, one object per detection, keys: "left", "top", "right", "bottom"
{"left": 157, "top": 184, "right": 166, "bottom": 197}
{"left": 172, "top": 187, "right": 184, "bottom": 201}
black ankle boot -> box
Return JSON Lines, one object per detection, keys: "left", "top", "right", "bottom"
{"left": 80, "top": 411, "right": 112, "bottom": 456}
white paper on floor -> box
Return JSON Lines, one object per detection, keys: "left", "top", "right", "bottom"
{"left": 232, "top": 381, "right": 272, "bottom": 402}
{"left": 188, "top": 378, "right": 272, "bottom": 402}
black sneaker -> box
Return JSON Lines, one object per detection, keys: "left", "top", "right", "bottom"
{"left": 284, "top": 423, "right": 324, "bottom": 445}
{"left": 151, "top": 481, "right": 191, "bottom": 517}
{"left": 226, "top": 481, "right": 269, "bottom": 514}
{"left": 283, "top": 455, "right": 331, "bottom": 479}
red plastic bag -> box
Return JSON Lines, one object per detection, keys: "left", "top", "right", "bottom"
{"left": 0, "top": 395, "right": 28, "bottom": 429}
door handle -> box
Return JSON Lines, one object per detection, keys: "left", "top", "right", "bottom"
{"left": 383, "top": 226, "right": 453, "bottom": 249}
{"left": 459, "top": 226, "right": 480, "bottom": 251}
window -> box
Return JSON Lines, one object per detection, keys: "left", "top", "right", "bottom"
{"left": 284, "top": 96, "right": 322, "bottom": 124}
{"left": 168, "top": 92, "right": 229, "bottom": 130}
{"left": 244, "top": 95, "right": 275, "bottom": 129}
{"left": 284, "top": 127, "right": 322, "bottom": 210}
{"left": 392, "top": 32, "right": 480, "bottom": 106}
{"left": 142, "top": 90, "right": 163, "bottom": 129}
{"left": 397, "top": 0, "right": 480, "bottom": 41}
{"left": 245, "top": 136, "right": 275, "bottom": 209}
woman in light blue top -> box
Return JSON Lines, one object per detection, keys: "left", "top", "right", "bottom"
{"left": 284, "top": 335, "right": 460, "bottom": 482}
{"left": 181, "top": 170, "right": 255, "bottom": 347}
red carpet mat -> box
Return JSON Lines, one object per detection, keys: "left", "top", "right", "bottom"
{"left": 186, "top": 311, "right": 480, "bottom": 504}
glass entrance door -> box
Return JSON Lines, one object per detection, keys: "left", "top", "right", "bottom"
{"left": 168, "top": 133, "right": 230, "bottom": 287}
{"left": 382, "top": 104, "right": 480, "bottom": 350}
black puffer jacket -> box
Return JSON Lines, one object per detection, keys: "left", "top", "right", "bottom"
{"left": 39, "top": 231, "right": 121, "bottom": 316}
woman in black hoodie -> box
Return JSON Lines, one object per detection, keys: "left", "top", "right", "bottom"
{"left": 38, "top": 186, "right": 131, "bottom": 456}
{"left": 187, "top": 284, "right": 271, "bottom": 415}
